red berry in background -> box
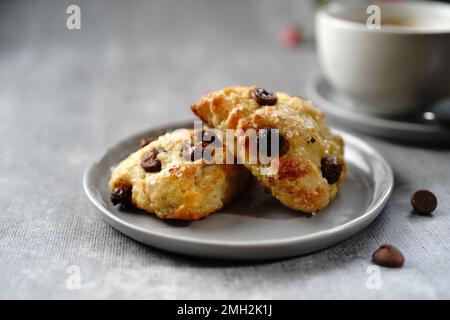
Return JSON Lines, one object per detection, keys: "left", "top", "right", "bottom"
{"left": 280, "top": 25, "right": 302, "bottom": 48}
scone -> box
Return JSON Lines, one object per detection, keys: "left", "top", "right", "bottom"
{"left": 109, "top": 128, "right": 249, "bottom": 220}
{"left": 191, "top": 86, "right": 345, "bottom": 213}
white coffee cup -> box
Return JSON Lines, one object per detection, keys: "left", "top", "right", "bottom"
{"left": 316, "top": 1, "right": 450, "bottom": 116}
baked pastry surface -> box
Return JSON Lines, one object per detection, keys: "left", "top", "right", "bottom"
{"left": 191, "top": 86, "right": 345, "bottom": 213}
{"left": 109, "top": 128, "right": 249, "bottom": 220}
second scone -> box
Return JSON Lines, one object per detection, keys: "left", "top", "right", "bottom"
{"left": 191, "top": 86, "right": 346, "bottom": 213}
{"left": 109, "top": 128, "right": 249, "bottom": 220}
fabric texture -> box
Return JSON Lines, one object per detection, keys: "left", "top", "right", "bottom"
{"left": 0, "top": 0, "right": 449, "bottom": 299}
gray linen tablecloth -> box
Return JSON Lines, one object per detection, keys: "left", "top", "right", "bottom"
{"left": 1, "top": 0, "right": 449, "bottom": 299}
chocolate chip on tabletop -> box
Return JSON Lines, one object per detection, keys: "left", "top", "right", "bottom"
{"left": 321, "top": 156, "right": 342, "bottom": 184}
{"left": 141, "top": 150, "right": 162, "bottom": 172}
{"left": 111, "top": 186, "right": 132, "bottom": 206}
{"left": 252, "top": 87, "right": 278, "bottom": 106}
{"left": 411, "top": 189, "right": 437, "bottom": 215}
{"left": 139, "top": 137, "right": 155, "bottom": 148}
{"left": 372, "top": 243, "right": 405, "bottom": 268}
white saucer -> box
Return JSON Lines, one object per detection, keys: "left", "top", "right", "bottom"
{"left": 84, "top": 121, "right": 393, "bottom": 260}
{"left": 306, "top": 74, "right": 450, "bottom": 145}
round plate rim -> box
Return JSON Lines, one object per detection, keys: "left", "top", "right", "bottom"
{"left": 83, "top": 121, "right": 393, "bottom": 250}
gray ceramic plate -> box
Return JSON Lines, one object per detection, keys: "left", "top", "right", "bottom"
{"left": 83, "top": 121, "right": 393, "bottom": 260}
{"left": 306, "top": 74, "right": 450, "bottom": 144}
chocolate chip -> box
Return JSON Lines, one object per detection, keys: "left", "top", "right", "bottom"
{"left": 411, "top": 189, "right": 437, "bottom": 215}
{"left": 191, "top": 146, "right": 202, "bottom": 162}
{"left": 183, "top": 144, "right": 203, "bottom": 162}
{"left": 139, "top": 137, "right": 155, "bottom": 148}
{"left": 252, "top": 88, "right": 278, "bottom": 106}
{"left": 321, "top": 157, "right": 342, "bottom": 184}
{"left": 141, "top": 150, "right": 162, "bottom": 172}
{"left": 111, "top": 186, "right": 132, "bottom": 207}
{"left": 202, "top": 130, "right": 216, "bottom": 148}
{"left": 183, "top": 130, "right": 216, "bottom": 162}
{"left": 372, "top": 243, "right": 405, "bottom": 268}
{"left": 258, "top": 128, "right": 288, "bottom": 158}
{"left": 307, "top": 137, "right": 316, "bottom": 144}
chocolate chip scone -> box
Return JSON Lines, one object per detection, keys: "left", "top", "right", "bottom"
{"left": 191, "top": 86, "right": 345, "bottom": 213}
{"left": 109, "top": 128, "right": 249, "bottom": 220}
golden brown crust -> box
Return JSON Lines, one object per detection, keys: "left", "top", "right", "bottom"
{"left": 191, "top": 86, "right": 346, "bottom": 213}
{"left": 109, "top": 128, "right": 249, "bottom": 220}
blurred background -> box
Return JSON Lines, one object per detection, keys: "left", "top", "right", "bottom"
{"left": 1, "top": 0, "right": 448, "bottom": 134}
{"left": 0, "top": 0, "right": 323, "bottom": 138}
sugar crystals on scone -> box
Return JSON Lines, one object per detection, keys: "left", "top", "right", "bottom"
{"left": 191, "top": 86, "right": 346, "bottom": 213}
